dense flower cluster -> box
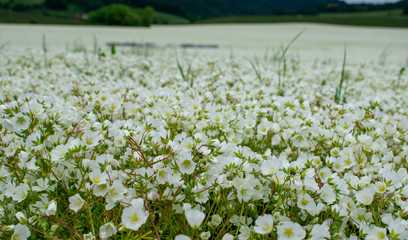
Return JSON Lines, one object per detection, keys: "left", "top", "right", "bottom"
{"left": 0, "top": 49, "right": 408, "bottom": 239}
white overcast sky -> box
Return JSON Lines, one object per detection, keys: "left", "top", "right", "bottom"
{"left": 344, "top": 0, "right": 400, "bottom": 4}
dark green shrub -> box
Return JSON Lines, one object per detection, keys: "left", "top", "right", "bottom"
{"left": 45, "top": 0, "right": 67, "bottom": 10}
{"left": 11, "top": 3, "right": 29, "bottom": 11}
{"left": 87, "top": 4, "right": 155, "bottom": 27}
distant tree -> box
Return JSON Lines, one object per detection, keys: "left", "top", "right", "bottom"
{"left": 45, "top": 0, "right": 67, "bottom": 10}
{"left": 403, "top": 0, "right": 408, "bottom": 15}
{"left": 140, "top": 6, "right": 155, "bottom": 26}
{"left": 87, "top": 4, "right": 155, "bottom": 26}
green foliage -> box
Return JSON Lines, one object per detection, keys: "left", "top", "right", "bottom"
{"left": 197, "top": 9, "right": 408, "bottom": 28}
{"left": 87, "top": 4, "right": 155, "bottom": 27}
{"left": 403, "top": 0, "right": 408, "bottom": 15}
{"left": 45, "top": 0, "right": 67, "bottom": 10}
{"left": 334, "top": 46, "right": 348, "bottom": 105}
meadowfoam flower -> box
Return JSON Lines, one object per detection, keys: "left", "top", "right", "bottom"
{"left": 309, "top": 220, "right": 330, "bottom": 240}
{"left": 46, "top": 200, "right": 57, "bottom": 216}
{"left": 82, "top": 130, "right": 102, "bottom": 147}
{"left": 178, "top": 152, "right": 196, "bottom": 175}
{"left": 185, "top": 208, "right": 205, "bottom": 229}
{"left": 89, "top": 169, "right": 108, "bottom": 185}
{"left": 11, "top": 113, "right": 30, "bottom": 131}
{"left": 297, "top": 193, "right": 314, "bottom": 210}
{"left": 320, "top": 183, "right": 336, "bottom": 205}
{"left": 12, "top": 223, "right": 31, "bottom": 240}
{"left": 50, "top": 145, "right": 68, "bottom": 163}
{"left": 175, "top": 235, "right": 191, "bottom": 240}
{"left": 32, "top": 178, "right": 49, "bottom": 192}
{"left": 121, "top": 198, "right": 148, "bottom": 231}
{"left": 254, "top": 214, "right": 274, "bottom": 234}
{"left": 375, "top": 181, "right": 387, "bottom": 194}
{"left": 69, "top": 193, "right": 85, "bottom": 212}
{"left": 12, "top": 183, "right": 29, "bottom": 202}
{"left": 222, "top": 233, "right": 234, "bottom": 240}
{"left": 355, "top": 187, "right": 375, "bottom": 206}
{"left": 366, "top": 226, "right": 387, "bottom": 240}
{"left": 238, "top": 225, "right": 251, "bottom": 240}
{"left": 261, "top": 156, "right": 282, "bottom": 175}
{"left": 83, "top": 232, "right": 95, "bottom": 240}
{"left": 100, "top": 222, "right": 117, "bottom": 240}
{"left": 277, "top": 221, "right": 306, "bottom": 240}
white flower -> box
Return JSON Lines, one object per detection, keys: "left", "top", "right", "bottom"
{"left": 355, "top": 187, "right": 375, "bottom": 206}
{"left": 121, "top": 199, "right": 148, "bottom": 231}
{"left": 93, "top": 183, "right": 109, "bottom": 197}
{"left": 50, "top": 145, "right": 68, "bottom": 162}
{"left": 178, "top": 152, "right": 196, "bottom": 175}
{"left": 237, "top": 185, "right": 255, "bottom": 202}
{"left": 261, "top": 156, "right": 282, "bottom": 175}
{"left": 297, "top": 193, "right": 314, "bottom": 209}
{"left": 12, "top": 223, "right": 31, "bottom": 240}
{"left": 69, "top": 194, "right": 85, "bottom": 212}
{"left": 89, "top": 169, "right": 108, "bottom": 185}
{"left": 375, "top": 181, "right": 387, "bottom": 194}
{"left": 12, "top": 184, "right": 29, "bottom": 202}
{"left": 100, "top": 222, "right": 117, "bottom": 240}
{"left": 175, "top": 235, "right": 191, "bottom": 240}
{"left": 276, "top": 221, "right": 306, "bottom": 240}
{"left": 366, "top": 227, "right": 388, "bottom": 240}
{"left": 257, "top": 121, "right": 270, "bottom": 135}
{"left": 320, "top": 183, "right": 336, "bottom": 205}
{"left": 305, "top": 202, "right": 326, "bottom": 216}
{"left": 185, "top": 209, "right": 205, "bottom": 229}
{"left": 108, "top": 180, "right": 127, "bottom": 202}
{"left": 309, "top": 221, "right": 330, "bottom": 240}
{"left": 46, "top": 200, "right": 57, "bottom": 216}
{"left": 83, "top": 232, "right": 96, "bottom": 240}
{"left": 11, "top": 113, "right": 30, "bottom": 131}
{"left": 254, "top": 214, "right": 274, "bottom": 234}
{"left": 82, "top": 130, "right": 102, "bottom": 147}
{"left": 29, "top": 101, "right": 44, "bottom": 115}
{"left": 238, "top": 225, "right": 251, "bottom": 240}
{"left": 32, "top": 178, "right": 50, "bottom": 192}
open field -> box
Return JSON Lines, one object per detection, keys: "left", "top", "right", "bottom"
{"left": 1, "top": 24, "right": 408, "bottom": 239}
{"left": 0, "top": 23, "right": 407, "bottom": 63}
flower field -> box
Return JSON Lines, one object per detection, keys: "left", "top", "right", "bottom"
{"left": 0, "top": 46, "right": 408, "bottom": 240}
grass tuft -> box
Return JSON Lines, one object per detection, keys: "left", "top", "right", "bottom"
{"left": 335, "top": 45, "right": 348, "bottom": 104}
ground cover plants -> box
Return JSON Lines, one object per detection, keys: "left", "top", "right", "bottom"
{"left": 0, "top": 47, "right": 408, "bottom": 239}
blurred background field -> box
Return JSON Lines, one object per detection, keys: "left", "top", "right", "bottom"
{"left": 0, "top": 0, "right": 407, "bottom": 65}
{"left": 1, "top": 23, "right": 407, "bottom": 65}
{"left": 0, "top": 0, "right": 407, "bottom": 27}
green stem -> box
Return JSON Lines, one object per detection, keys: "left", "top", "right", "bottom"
{"left": 88, "top": 207, "right": 95, "bottom": 234}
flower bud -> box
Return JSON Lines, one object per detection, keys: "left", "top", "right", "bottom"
{"left": 2, "top": 225, "right": 15, "bottom": 231}
{"left": 222, "top": 233, "right": 234, "bottom": 240}
{"left": 211, "top": 214, "right": 222, "bottom": 227}
{"left": 15, "top": 212, "right": 27, "bottom": 224}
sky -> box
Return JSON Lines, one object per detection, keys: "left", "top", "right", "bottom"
{"left": 344, "top": 0, "right": 400, "bottom": 4}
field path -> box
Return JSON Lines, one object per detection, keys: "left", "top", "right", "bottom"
{"left": 1, "top": 23, "right": 407, "bottom": 63}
